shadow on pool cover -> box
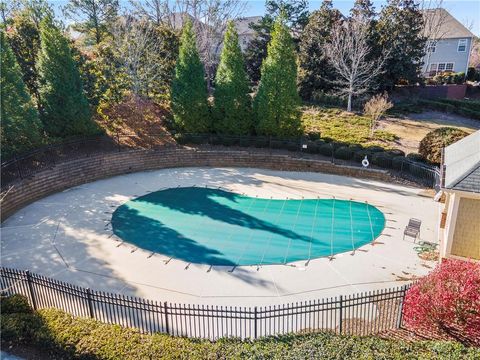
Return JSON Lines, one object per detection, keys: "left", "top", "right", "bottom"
{"left": 111, "top": 187, "right": 385, "bottom": 266}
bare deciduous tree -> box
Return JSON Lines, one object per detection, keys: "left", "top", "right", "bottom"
{"left": 112, "top": 17, "right": 165, "bottom": 96}
{"left": 364, "top": 92, "right": 393, "bottom": 136}
{"left": 129, "top": 0, "right": 246, "bottom": 91}
{"left": 324, "top": 19, "right": 388, "bottom": 112}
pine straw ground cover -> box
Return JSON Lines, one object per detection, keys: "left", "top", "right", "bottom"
{"left": 1, "top": 296, "right": 478, "bottom": 360}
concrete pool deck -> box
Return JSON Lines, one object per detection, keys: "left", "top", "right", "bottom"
{"left": 1, "top": 167, "right": 440, "bottom": 306}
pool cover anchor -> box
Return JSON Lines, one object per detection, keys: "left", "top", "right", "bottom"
{"left": 228, "top": 265, "right": 237, "bottom": 273}
{"left": 164, "top": 257, "right": 172, "bottom": 265}
{"left": 147, "top": 252, "right": 155, "bottom": 258}
{"left": 206, "top": 265, "right": 213, "bottom": 272}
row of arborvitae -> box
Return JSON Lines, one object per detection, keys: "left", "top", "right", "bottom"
{"left": 1, "top": 17, "right": 97, "bottom": 158}
{"left": 171, "top": 17, "right": 302, "bottom": 138}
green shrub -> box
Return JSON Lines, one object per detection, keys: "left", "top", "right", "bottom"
{"left": 372, "top": 152, "right": 394, "bottom": 168}
{"left": 174, "top": 133, "right": 187, "bottom": 144}
{"left": 221, "top": 137, "right": 237, "bottom": 146}
{"left": 374, "top": 130, "right": 398, "bottom": 142}
{"left": 387, "top": 149, "right": 406, "bottom": 157}
{"left": 334, "top": 146, "right": 354, "bottom": 160}
{"left": 1, "top": 313, "right": 43, "bottom": 342}
{"left": 1, "top": 301, "right": 479, "bottom": 360}
{"left": 354, "top": 149, "right": 372, "bottom": 163}
{"left": 239, "top": 137, "right": 251, "bottom": 147}
{"left": 1, "top": 295, "right": 32, "bottom": 314}
{"left": 254, "top": 137, "right": 269, "bottom": 148}
{"left": 311, "top": 91, "right": 347, "bottom": 107}
{"left": 307, "top": 131, "right": 321, "bottom": 141}
{"left": 305, "top": 141, "right": 319, "bottom": 154}
{"left": 392, "top": 156, "right": 410, "bottom": 171}
{"left": 417, "top": 99, "right": 480, "bottom": 120}
{"left": 314, "top": 139, "right": 326, "bottom": 147}
{"left": 331, "top": 141, "right": 348, "bottom": 150}
{"left": 319, "top": 143, "right": 334, "bottom": 156}
{"left": 270, "top": 139, "right": 285, "bottom": 149}
{"left": 366, "top": 145, "right": 385, "bottom": 153}
{"left": 419, "top": 127, "right": 469, "bottom": 163}
{"left": 210, "top": 135, "right": 222, "bottom": 145}
{"left": 467, "top": 67, "right": 480, "bottom": 82}
{"left": 407, "top": 152, "right": 427, "bottom": 163}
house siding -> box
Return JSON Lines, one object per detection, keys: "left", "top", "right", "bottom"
{"left": 450, "top": 197, "right": 480, "bottom": 260}
{"left": 422, "top": 37, "right": 472, "bottom": 74}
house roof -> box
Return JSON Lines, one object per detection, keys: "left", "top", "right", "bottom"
{"left": 423, "top": 8, "right": 475, "bottom": 39}
{"left": 233, "top": 16, "right": 262, "bottom": 35}
{"left": 444, "top": 130, "right": 480, "bottom": 193}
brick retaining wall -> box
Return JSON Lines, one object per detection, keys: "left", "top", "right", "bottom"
{"left": 1, "top": 149, "right": 392, "bottom": 221}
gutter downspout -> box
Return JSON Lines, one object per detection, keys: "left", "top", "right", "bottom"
{"left": 464, "top": 37, "right": 473, "bottom": 82}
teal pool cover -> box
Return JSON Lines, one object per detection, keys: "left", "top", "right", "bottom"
{"left": 111, "top": 187, "right": 385, "bottom": 266}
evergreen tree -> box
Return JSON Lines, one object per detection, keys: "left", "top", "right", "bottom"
{"left": 171, "top": 20, "right": 210, "bottom": 133}
{"left": 297, "top": 0, "right": 342, "bottom": 100}
{"left": 377, "top": 0, "right": 426, "bottom": 89}
{"left": 37, "top": 17, "right": 96, "bottom": 137}
{"left": 1, "top": 31, "right": 43, "bottom": 158}
{"left": 63, "top": 0, "right": 119, "bottom": 45}
{"left": 350, "top": 0, "right": 376, "bottom": 19}
{"left": 5, "top": 1, "right": 53, "bottom": 106}
{"left": 253, "top": 16, "right": 301, "bottom": 137}
{"left": 213, "top": 21, "right": 252, "bottom": 135}
{"left": 245, "top": 0, "right": 309, "bottom": 83}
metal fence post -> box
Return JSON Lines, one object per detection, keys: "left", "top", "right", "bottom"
{"left": 13, "top": 155, "right": 23, "bottom": 180}
{"left": 164, "top": 301, "right": 170, "bottom": 334}
{"left": 116, "top": 131, "right": 121, "bottom": 152}
{"left": 25, "top": 271, "right": 37, "bottom": 310}
{"left": 254, "top": 306, "right": 258, "bottom": 339}
{"left": 396, "top": 285, "right": 407, "bottom": 329}
{"left": 86, "top": 288, "right": 94, "bottom": 318}
{"left": 339, "top": 295, "right": 343, "bottom": 335}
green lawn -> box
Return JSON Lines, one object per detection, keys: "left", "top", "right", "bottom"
{"left": 301, "top": 106, "right": 397, "bottom": 147}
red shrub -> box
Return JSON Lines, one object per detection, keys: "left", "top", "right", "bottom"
{"left": 403, "top": 259, "right": 480, "bottom": 344}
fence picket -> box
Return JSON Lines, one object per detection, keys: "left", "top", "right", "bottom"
{"left": 1, "top": 267, "right": 410, "bottom": 340}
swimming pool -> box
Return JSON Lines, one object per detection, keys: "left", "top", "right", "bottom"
{"left": 111, "top": 187, "right": 385, "bottom": 266}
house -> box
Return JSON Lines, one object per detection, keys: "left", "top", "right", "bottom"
{"left": 233, "top": 16, "right": 262, "bottom": 52}
{"left": 439, "top": 130, "right": 480, "bottom": 261}
{"left": 422, "top": 8, "right": 475, "bottom": 76}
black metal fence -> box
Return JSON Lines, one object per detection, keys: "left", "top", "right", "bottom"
{"left": 0, "top": 134, "right": 440, "bottom": 190}
{"left": 0, "top": 267, "right": 409, "bottom": 340}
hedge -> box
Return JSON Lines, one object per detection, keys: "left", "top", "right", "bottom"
{"left": 417, "top": 99, "right": 480, "bottom": 120}
{"left": 334, "top": 146, "right": 354, "bottom": 160}
{"left": 419, "top": 127, "right": 469, "bottom": 163}
{"left": 1, "top": 296, "right": 478, "bottom": 360}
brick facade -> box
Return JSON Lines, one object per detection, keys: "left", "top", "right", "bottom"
{"left": 0, "top": 149, "right": 392, "bottom": 221}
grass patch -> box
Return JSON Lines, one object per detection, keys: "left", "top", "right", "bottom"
{"left": 1, "top": 296, "right": 479, "bottom": 360}
{"left": 301, "top": 106, "right": 397, "bottom": 148}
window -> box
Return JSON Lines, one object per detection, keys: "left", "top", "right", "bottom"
{"left": 446, "top": 63, "right": 454, "bottom": 71}
{"left": 427, "top": 40, "right": 437, "bottom": 53}
{"left": 438, "top": 63, "right": 446, "bottom": 71}
{"left": 429, "top": 63, "right": 438, "bottom": 72}
{"left": 457, "top": 39, "right": 467, "bottom": 52}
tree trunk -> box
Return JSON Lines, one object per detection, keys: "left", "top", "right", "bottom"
{"left": 347, "top": 93, "right": 352, "bottom": 112}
